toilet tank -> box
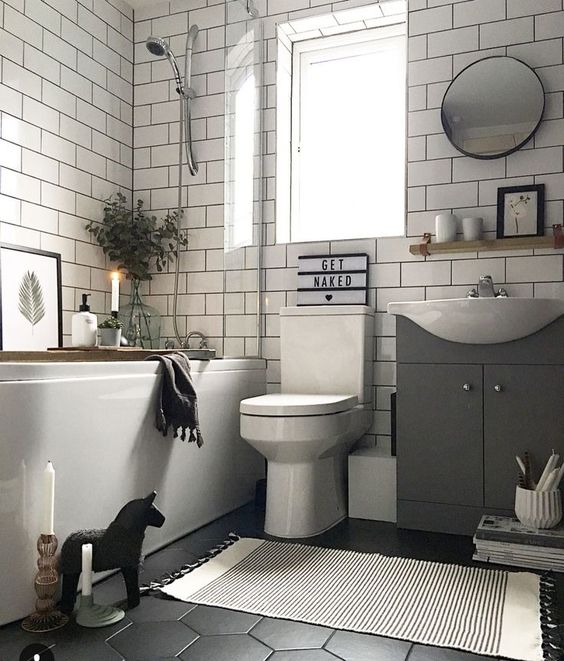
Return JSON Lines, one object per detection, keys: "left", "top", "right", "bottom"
{"left": 280, "top": 305, "right": 374, "bottom": 404}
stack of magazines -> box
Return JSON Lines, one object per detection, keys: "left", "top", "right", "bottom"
{"left": 473, "top": 515, "right": 564, "bottom": 571}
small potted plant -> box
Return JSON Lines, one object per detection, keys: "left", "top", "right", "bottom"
{"left": 98, "top": 316, "right": 124, "bottom": 347}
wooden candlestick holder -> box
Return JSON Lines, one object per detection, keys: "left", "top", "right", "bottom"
{"left": 21, "top": 534, "right": 69, "bottom": 632}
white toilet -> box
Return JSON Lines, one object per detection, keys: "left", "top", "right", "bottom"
{"left": 240, "top": 305, "right": 374, "bottom": 538}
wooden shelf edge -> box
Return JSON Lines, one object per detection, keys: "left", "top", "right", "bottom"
{"left": 0, "top": 349, "right": 176, "bottom": 362}
{"left": 409, "top": 236, "right": 555, "bottom": 256}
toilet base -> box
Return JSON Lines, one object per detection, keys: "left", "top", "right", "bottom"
{"left": 264, "top": 454, "right": 348, "bottom": 538}
{"left": 265, "top": 514, "right": 346, "bottom": 539}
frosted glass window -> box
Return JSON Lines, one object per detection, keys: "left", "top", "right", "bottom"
{"left": 290, "top": 27, "right": 406, "bottom": 242}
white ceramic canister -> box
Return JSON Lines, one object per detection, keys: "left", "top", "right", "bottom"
{"left": 462, "top": 217, "right": 483, "bottom": 241}
{"left": 435, "top": 214, "right": 458, "bottom": 243}
{"left": 515, "top": 486, "right": 563, "bottom": 529}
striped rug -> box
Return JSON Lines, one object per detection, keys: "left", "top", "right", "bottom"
{"left": 157, "top": 537, "right": 556, "bottom": 661}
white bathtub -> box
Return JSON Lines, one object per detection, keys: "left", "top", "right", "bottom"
{"left": 0, "top": 358, "right": 266, "bottom": 625}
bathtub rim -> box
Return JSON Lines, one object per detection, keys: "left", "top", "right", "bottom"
{"left": 0, "top": 358, "right": 266, "bottom": 381}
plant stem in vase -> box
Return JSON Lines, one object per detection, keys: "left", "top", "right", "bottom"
{"left": 118, "top": 279, "right": 161, "bottom": 349}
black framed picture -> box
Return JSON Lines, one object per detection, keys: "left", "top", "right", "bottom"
{"left": 496, "top": 184, "right": 545, "bottom": 239}
{"left": 0, "top": 244, "right": 63, "bottom": 350}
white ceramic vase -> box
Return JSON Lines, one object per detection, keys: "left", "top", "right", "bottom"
{"left": 435, "top": 214, "right": 458, "bottom": 243}
{"left": 462, "top": 217, "right": 483, "bottom": 241}
{"left": 514, "top": 486, "right": 563, "bottom": 529}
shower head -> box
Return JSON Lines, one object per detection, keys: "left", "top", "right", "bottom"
{"left": 146, "top": 36, "right": 169, "bottom": 57}
{"left": 146, "top": 36, "right": 184, "bottom": 95}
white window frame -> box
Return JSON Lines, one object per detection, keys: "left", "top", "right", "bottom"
{"left": 289, "top": 24, "right": 407, "bottom": 243}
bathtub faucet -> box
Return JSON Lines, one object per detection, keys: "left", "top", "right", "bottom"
{"left": 164, "top": 331, "right": 209, "bottom": 350}
{"left": 183, "top": 331, "right": 209, "bottom": 350}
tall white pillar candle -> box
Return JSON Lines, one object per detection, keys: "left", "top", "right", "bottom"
{"left": 81, "top": 543, "right": 93, "bottom": 596}
{"left": 42, "top": 461, "right": 55, "bottom": 535}
{"left": 111, "top": 272, "right": 120, "bottom": 313}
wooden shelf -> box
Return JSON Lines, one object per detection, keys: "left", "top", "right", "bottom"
{"left": 409, "top": 235, "right": 557, "bottom": 256}
{"left": 0, "top": 349, "right": 175, "bottom": 362}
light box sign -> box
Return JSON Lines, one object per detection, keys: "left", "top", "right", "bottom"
{"left": 297, "top": 253, "right": 369, "bottom": 306}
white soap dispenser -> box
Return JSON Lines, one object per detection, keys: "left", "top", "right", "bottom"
{"left": 71, "top": 293, "right": 98, "bottom": 347}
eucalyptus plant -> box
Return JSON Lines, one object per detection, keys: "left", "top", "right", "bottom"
{"left": 85, "top": 193, "right": 188, "bottom": 281}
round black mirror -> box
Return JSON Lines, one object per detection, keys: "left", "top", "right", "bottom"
{"left": 441, "top": 56, "right": 544, "bottom": 160}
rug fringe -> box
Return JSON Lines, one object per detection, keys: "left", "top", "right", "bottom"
{"left": 139, "top": 533, "right": 240, "bottom": 596}
{"left": 539, "top": 572, "right": 563, "bottom": 661}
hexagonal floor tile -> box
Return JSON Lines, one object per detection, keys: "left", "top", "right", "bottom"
{"left": 127, "top": 596, "right": 196, "bottom": 623}
{"left": 141, "top": 548, "right": 198, "bottom": 583}
{"left": 324, "top": 630, "right": 411, "bottom": 661}
{"left": 269, "top": 650, "right": 342, "bottom": 661}
{"left": 107, "top": 621, "right": 198, "bottom": 659}
{"left": 178, "top": 633, "right": 270, "bottom": 661}
{"left": 408, "top": 645, "right": 493, "bottom": 661}
{"left": 251, "top": 618, "right": 333, "bottom": 650}
{"left": 181, "top": 605, "right": 262, "bottom": 635}
{"left": 47, "top": 616, "right": 132, "bottom": 661}
{"left": 52, "top": 640, "right": 125, "bottom": 661}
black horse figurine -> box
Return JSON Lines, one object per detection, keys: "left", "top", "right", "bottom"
{"left": 59, "top": 491, "right": 165, "bottom": 614}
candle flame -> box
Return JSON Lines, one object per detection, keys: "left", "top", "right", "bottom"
{"left": 111, "top": 271, "right": 120, "bottom": 281}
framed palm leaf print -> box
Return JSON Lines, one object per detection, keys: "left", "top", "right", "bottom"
{"left": 0, "top": 244, "right": 62, "bottom": 350}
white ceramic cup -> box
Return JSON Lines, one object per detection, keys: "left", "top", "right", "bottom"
{"left": 515, "top": 486, "right": 563, "bottom": 529}
{"left": 435, "top": 214, "right": 458, "bottom": 243}
{"left": 462, "top": 217, "right": 483, "bottom": 241}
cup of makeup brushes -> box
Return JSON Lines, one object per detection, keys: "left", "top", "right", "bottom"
{"left": 515, "top": 486, "right": 563, "bottom": 529}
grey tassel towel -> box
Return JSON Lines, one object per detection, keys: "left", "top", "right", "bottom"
{"left": 145, "top": 352, "right": 203, "bottom": 446}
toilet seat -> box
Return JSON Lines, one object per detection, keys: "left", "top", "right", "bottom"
{"left": 240, "top": 393, "right": 358, "bottom": 417}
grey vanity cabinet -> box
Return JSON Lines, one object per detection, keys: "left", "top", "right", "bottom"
{"left": 397, "top": 364, "right": 483, "bottom": 508}
{"left": 484, "top": 365, "right": 564, "bottom": 511}
{"left": 395, "top": 316, "right": 564, "bottom": 535}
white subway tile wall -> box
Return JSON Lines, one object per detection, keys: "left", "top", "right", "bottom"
{"left": 0, "top": 0, "right": 134, "bottom": 340}
{"left": 133, "top": 0, "right": 564, "bottom": 450}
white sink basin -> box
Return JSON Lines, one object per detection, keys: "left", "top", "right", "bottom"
{"left": 387, "top": 297, "right": 564, "bottom": 344}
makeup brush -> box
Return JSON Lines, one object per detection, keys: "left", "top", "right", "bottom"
{"left": 536, "top": 451, "right": 559, "bottom": 492}
{"left": 517, "top": 472, "right": 526, "bottom": 489}
{"left": 524, "top": 452, "right": 533, "bottom": 490}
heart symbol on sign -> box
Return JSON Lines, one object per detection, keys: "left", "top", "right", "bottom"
{"left": 325, "top": 294, "right": 333, "bottom": 301}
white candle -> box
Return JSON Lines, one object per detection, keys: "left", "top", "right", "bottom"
{"left": 81, "top": 543, "right": 93, "bottom": 596}
{"left": 111, "top": 272, "right": 120, "bottom": 312}
{"left": 43, "top": 461, "right": 55, "bottom": 535}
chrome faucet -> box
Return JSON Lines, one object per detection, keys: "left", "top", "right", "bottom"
{"left": 478, "top": 275, "right": 495, "bottom": 298}
{"left": 467, "top": 275, "right": 508, "bottom": 298}
{"left": 164, "top": 330, "right": 210, "bottom": 350}
{"left": 184, "top": 330, "right": 209, "bottom": 349}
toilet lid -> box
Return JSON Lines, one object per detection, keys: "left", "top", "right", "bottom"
{"left": 240, "top": 393, "right": 358, "bottom": 417}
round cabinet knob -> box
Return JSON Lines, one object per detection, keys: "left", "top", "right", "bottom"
{"left": 494, "top": 384, "right": 503, "bottom": 392}
{"left": 462, "top": 383, "right": 471, "bottom": 391}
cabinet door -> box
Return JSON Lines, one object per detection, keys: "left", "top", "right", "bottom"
{"left": 397, "top": 364, "right": 483, "bottom": 507}
{"left": 484, "top": 365, "right": 564, "bottom": 510}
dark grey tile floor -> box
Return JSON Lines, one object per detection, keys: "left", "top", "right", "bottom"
{"left": 1, "top": 503, "right": 562, "bottom": 661}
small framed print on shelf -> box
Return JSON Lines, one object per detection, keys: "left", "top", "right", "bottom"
{"left": 0, "top": 244, "right": 63, "bottom": 350}
{"left": 497, "top": 184, "right": 545, "bottom": 239}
